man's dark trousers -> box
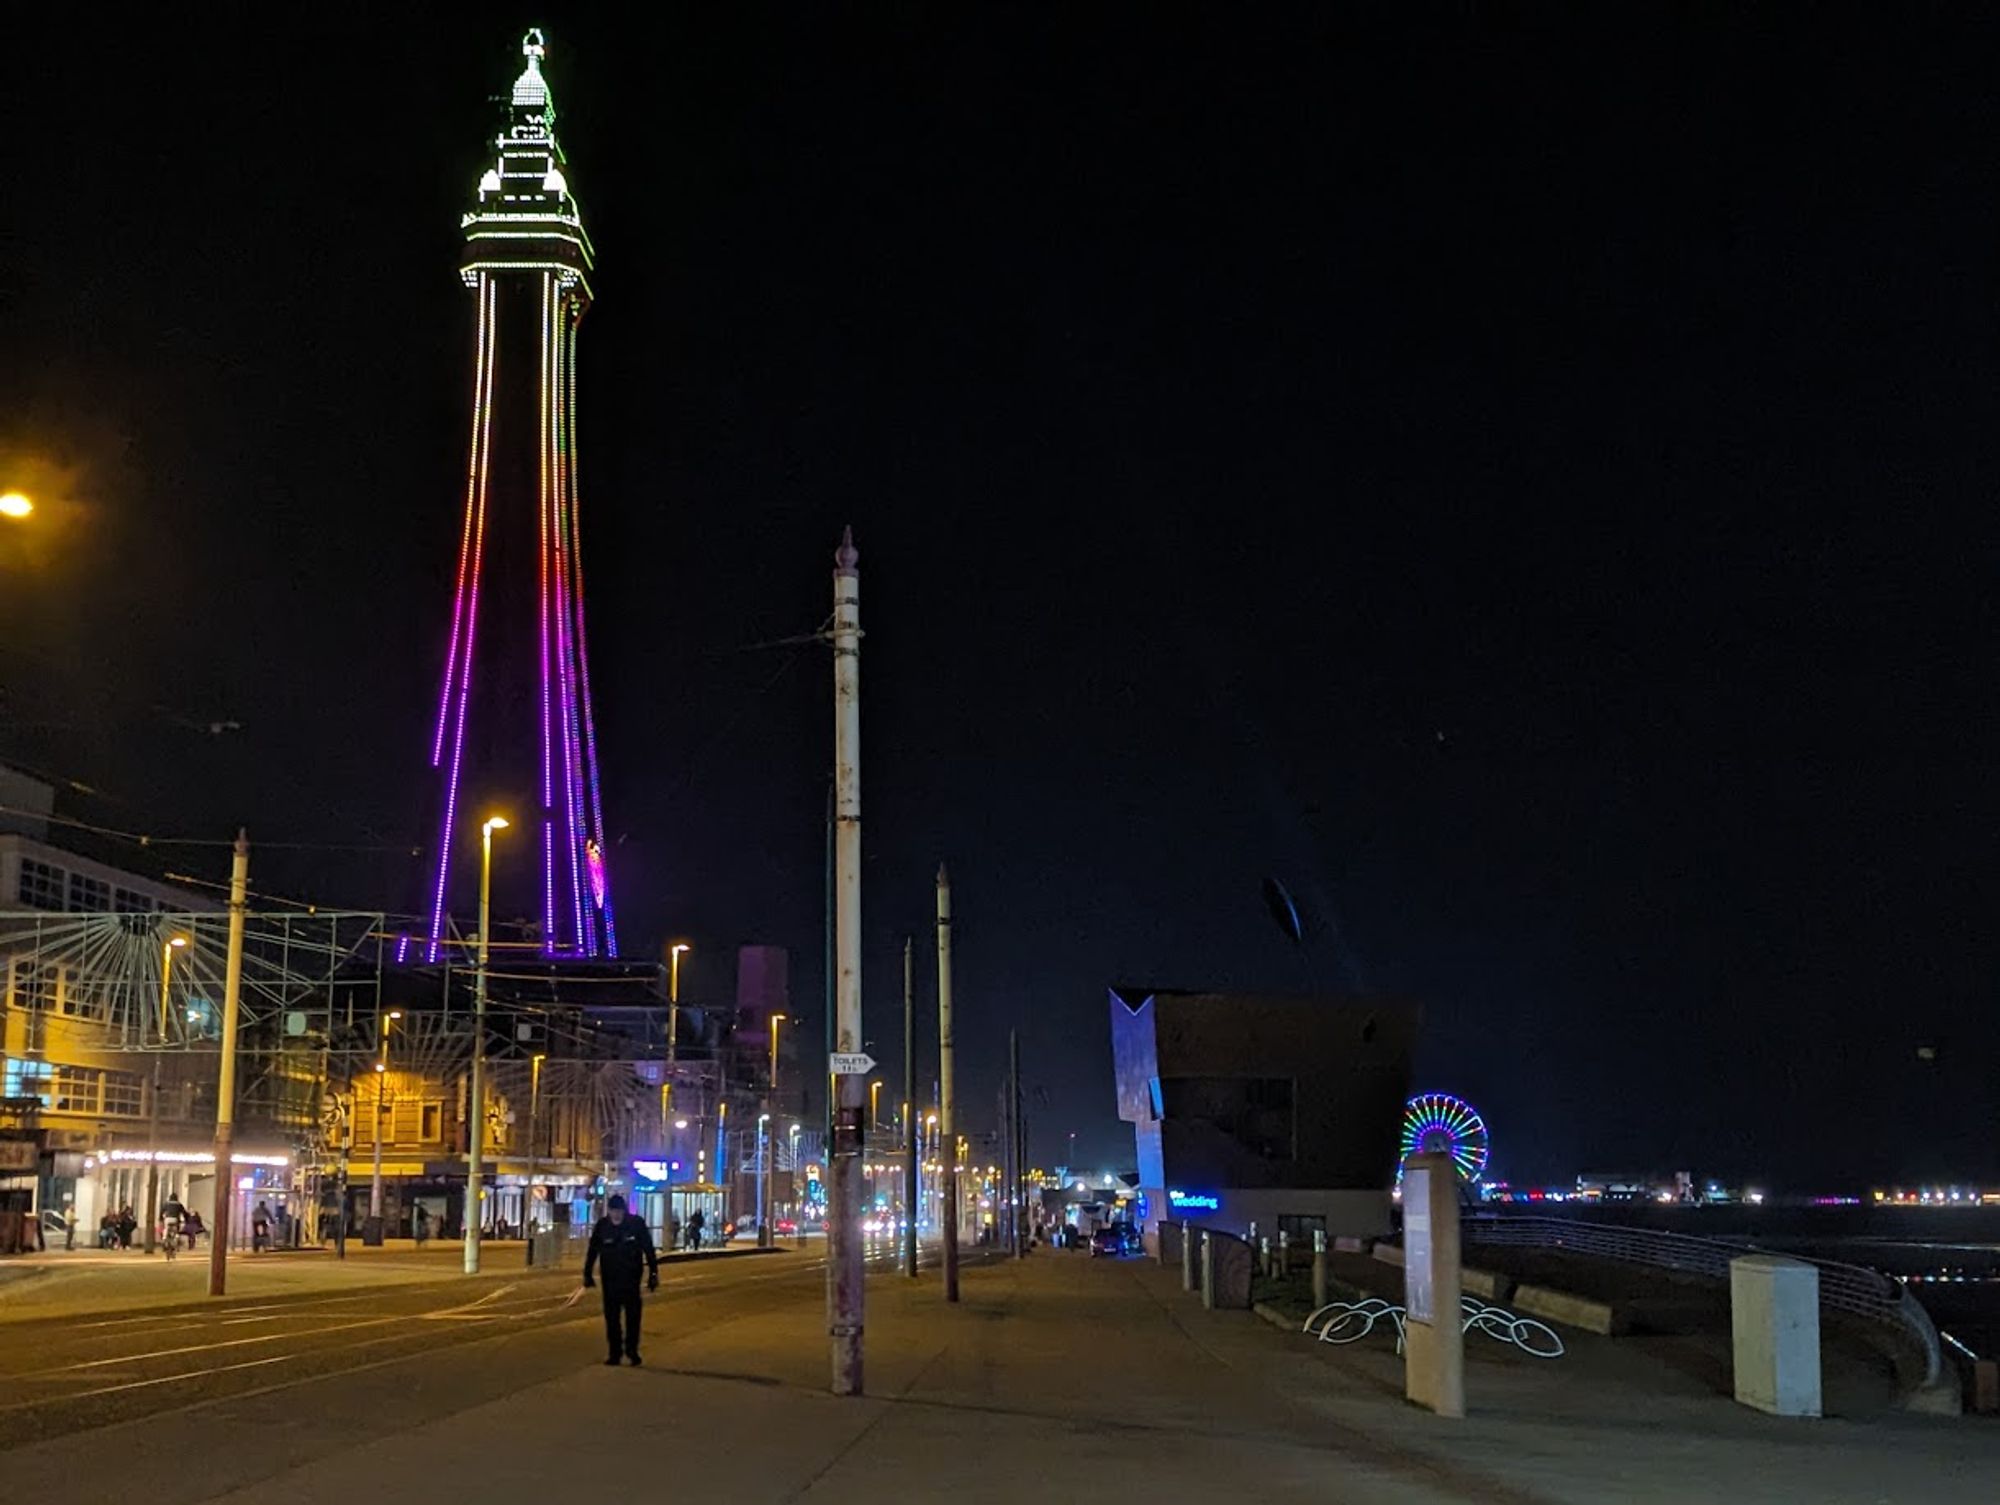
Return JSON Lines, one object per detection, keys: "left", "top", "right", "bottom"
{"left": 603, "top": 1279, "right": 642, "bottom": 1360}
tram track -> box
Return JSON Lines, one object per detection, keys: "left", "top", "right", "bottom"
{"left": 0, "top": 1242, "right": 937, "bottom": 1449}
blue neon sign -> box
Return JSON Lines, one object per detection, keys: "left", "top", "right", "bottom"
{"left": 1167, "top": 1189, "right": 1219, "bottom": 1211}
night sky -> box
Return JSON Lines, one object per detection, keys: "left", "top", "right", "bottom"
{"left": 3, "top": 8, "right": 1994, "bottom": 1187}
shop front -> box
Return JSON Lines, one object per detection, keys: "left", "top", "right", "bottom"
{"left": 78, "top": 1146, "right": 294, "bottom": 1247}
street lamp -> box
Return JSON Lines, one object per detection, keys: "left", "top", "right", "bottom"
{"left": 869, "top": 1079, "right": 883, "bottom": 1129}
{"left": 789, "top": 1123, "right": 804, "bottom": 1246}
{"left": 142, "top": 935, "right": 190, "bottom": 1253}
{"left": 758, "top": 1014, "right": 786, "bottom": 1249}
{"left": 756, "top": 1112, "right": 773, "bottom": 1249}
{"left": 521, "top": 1051, "right": 545, "bottom": 1266}
{"left": 466, "top": 815, "right": 508, "bottom": 1274}
{"left": 0, "top": 492, "right": 30, "bottom": 520}
{"left": 370, "top": 1010, "right": 403, "bottom": 1236}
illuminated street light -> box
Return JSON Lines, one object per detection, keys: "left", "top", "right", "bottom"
{"left": 0, "top": 492, "right": 31, "bottom": 520}
{"left": 468, "top": 815, "right": 509, "bottom": 1273}
{"left": 142, "top": 933, "right": 193, "bottom": 1251}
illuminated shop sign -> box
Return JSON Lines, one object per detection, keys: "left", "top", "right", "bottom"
{"left": 1167, "top": 1189, "right": 1219, "bottom": 1211}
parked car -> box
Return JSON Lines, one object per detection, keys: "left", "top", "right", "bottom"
{"left": 1089, "top": 1222, "right": 1138, "bottom": 1258}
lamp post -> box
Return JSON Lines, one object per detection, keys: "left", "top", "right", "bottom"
{"left": 869, "top": 1079, "right": 883, "bottom": 1129}
{"left": 206, "top": 833, "right": 249, "bottom": 1297}
{"left": 925, "top": 1112, "right": 939, "bottom": 1231}
{"left": 143, "top": 934, "right": 188, "bottom": 1254}
{"left": 465, "top": 814, "right": 508, "bottom": 1274}
{"left": 759, "top": 1012, "right": 786, "bottom": 1247}
{"left": 369, "top": 1009, "right": 403, "bottom": 1237}
{"left": 788, "top": 1122, "right": 802, "bottom": 1233}
{"left": 523, "top": 1051, "right": 545, "bottom": 1266}
{"left": 756, "top": 1113, "right": 772, "bottom": 1247}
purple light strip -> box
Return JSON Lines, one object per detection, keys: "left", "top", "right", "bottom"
{"left": 568, "top": 308, "right": 612, "bottom": 952}
{"left": 549, "top": 305, "right": 588, "bottom": 953}
{"left": 538, "top": 273, "right": 559, "bottom": 953}
{"left": 429, "top": 276, "right": 497, "bottom": 961}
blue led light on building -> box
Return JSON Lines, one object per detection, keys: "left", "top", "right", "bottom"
{"left": 1168, "top": 1189, "right": 1220, "bottom": 1211}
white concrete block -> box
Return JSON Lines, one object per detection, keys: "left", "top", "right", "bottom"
{"left": 1730, "top": 1254, "right": 1821, "bottom": 1418}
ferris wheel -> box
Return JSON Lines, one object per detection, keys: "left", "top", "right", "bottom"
{"left": 1398, "top": 1092, "right": 1490, "bottom": 1182}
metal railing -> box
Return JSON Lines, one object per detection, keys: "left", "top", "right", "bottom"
{"left": 1462, "top": 1215, "right": 1942, "bottom": 1387}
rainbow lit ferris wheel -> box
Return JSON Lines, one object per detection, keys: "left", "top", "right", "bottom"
{"left": 1399, "top": 1093, "right": 1490, "bottom": 1183}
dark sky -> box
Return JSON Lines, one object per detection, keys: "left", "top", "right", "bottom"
{"left": 2, "top": 8, "right": 1994, "bottom": 1187}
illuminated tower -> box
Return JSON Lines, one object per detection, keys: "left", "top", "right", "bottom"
{"left": 424, "top": 29, "right": 617, "bottom": 960}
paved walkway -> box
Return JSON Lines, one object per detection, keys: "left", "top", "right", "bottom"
{"left": 30, "top": 1247, "right": 1985, "bottom": 1504}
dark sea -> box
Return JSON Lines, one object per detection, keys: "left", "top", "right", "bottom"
{"left": 1494, "top": 1203, "right": 2000, "bottom": 1359}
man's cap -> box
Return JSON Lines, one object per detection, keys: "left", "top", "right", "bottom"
{"left": 607, "top": 1194, "right": 627, "bottom": 1211}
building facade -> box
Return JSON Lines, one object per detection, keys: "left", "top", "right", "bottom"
{"left": 1109, "top": 986, "right": 1418, "bottom": 1247}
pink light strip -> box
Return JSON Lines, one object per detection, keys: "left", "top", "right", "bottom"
{"left": 538, "top": 272, "right": 559, "bottom": 952}
{"left": 556, "top": 306, "right": 595, "bottom": 956}
{"left": 429, "top": 274, "right": 497, "bottom": 961}
{"left": 566, "top": 309, "right": 615, "bottom": 956}
{"left": 549, "top": 293, "right": 588, "bottom": 953}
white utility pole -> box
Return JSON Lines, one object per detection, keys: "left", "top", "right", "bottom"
{"left": 829, "top": 527, "right": 865, "bottom": 1395}
{"left": 207, "top": 832, "right": 249, "bottom": 1297}
{"left": 936, "top": 863, "right": 959, "bottom": 1302}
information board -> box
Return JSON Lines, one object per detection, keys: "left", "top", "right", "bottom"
{"left": 1404, "top": 1165, "right": 1433, "bottom": 1322}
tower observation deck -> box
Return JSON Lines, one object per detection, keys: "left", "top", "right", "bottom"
{"left": 423, "top": 29, "right": 616, "bottom": 960}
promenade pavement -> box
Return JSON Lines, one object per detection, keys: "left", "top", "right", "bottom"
{"left": 28, "top": 1245, "right": 1988, "bottom": 1504}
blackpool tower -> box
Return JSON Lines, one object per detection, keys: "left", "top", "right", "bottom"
{"left": 423, "top": 29, "right": 617, "bottom": 960}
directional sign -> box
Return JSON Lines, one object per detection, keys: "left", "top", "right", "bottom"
{"left": 829, "top": 1052, "right": 877, "bottom": 1076}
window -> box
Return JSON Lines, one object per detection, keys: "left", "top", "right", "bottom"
{"left": 51, "top": 1065, "right": 101, "bottom": 1114}
{"left": 1277, "top": 1213, "right": 1326, "bottom": 1245}
{"left": 101, "top": 1072, "right": 142, "bottom": 1117}
{"left": 18, "top": 860, "right": 65, "bottom": 910}
{"left": 67, "top": 874, "right": 111, "bottom": 912}
{"left": 421, "top": 1103, "right": 443, "bottom": 1142}
{"left": 2, "top": 1057, "right": 53, "bottom": 1105}
{"left": 113, "top": 888, "right": 158, "bottom": 915}
{"left": 60, "top": 968, "right": 106, "bottom": 1020}
{"left": 10, "top": 959, "right": 57, "bottom": 1011}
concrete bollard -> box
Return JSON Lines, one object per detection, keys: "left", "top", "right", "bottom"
{"left": 1730, "top": 1255, "right": 1821, "bottom": 1418}
{"left": 1259, "top": 1236, "right": 1271, "bottom": 1279}
{"left": 1312, "top": 1229, "right": 1328, "bottom": 1308}
{"left": 1182, "top": 1221, "right": 1197, "bottom": 1292}
{"left": 1278, "top": 1229, "right": 1290, "bottom": 1279}
{"left": 1200, "top": 1232, "right": 1216, "bottom": 1309}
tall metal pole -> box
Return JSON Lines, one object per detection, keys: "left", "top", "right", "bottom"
{"left": 761, "top": 1016, "right": 784, "bottom": 1246}
{"left": 370, "top": 1025, "right": 388, "bottom": 1225}
{"left": 902, "top": 937, "right": 917, "bottom": 1278}
{"left": 524, "top": 1052, "right": 543, "bottom": 1265}
{"left": 466, "top": 816, "right": 504, "bottom": 1273}
{"left": 756, "top": 1114, "right": 769, "bottom": 1246}
{"left": 936, "top": 864, "right": 959, "bottom": 1302}
{"left": 207, "top": 832, "right": 249, "bottom": 1297}
{"left": 828, "top": 527, "right": 865, "bottom": 1395}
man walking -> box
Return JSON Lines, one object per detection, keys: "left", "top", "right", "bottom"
{"left": 582, "top": 1194, "right": 658, "bottom": 1366}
